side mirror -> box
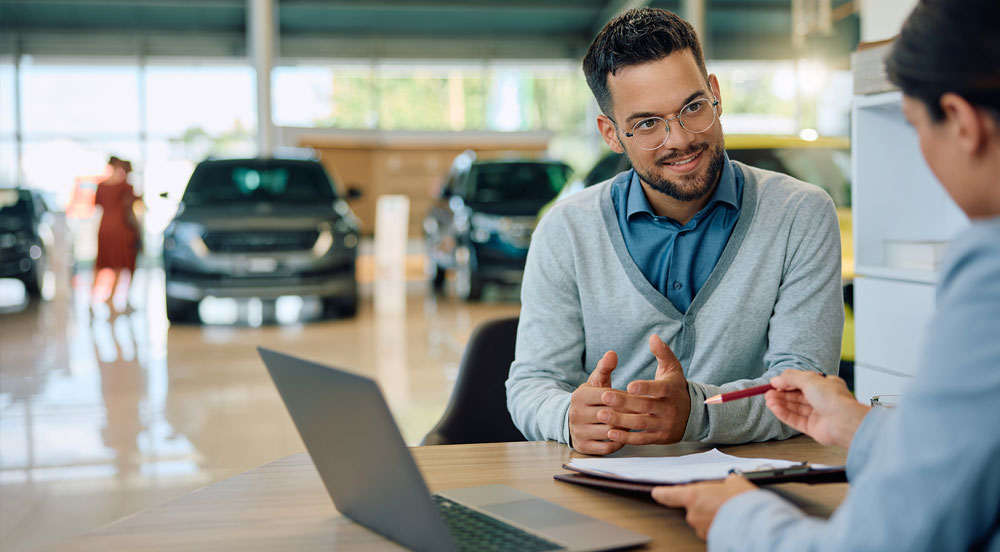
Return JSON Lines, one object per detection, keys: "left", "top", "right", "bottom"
{"left": 346, "top": 186, "right": 362, "bottom": 200}
{"left": 159, "top": 192, "right": 169, "bottom": 199}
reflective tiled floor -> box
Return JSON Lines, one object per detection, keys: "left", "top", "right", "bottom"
{"left": 0, "top": 266, "right": 520, "bottom": 552}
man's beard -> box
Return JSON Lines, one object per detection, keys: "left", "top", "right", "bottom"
{"left": 624, "top": 141, "right": 726, "bottom": 202}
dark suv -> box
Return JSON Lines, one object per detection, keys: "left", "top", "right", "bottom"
{"left": 424, "top": 151, "right": 571, "bottom": 300}
{"left": 162, "top": 157, "right": 361, "bottom": 322}
{"left": 0, "top": 188, "right": 56, "bottom": 297}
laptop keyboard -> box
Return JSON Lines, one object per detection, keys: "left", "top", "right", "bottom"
{"left": 432, "top": 495, "right": 566, "bottom": 552}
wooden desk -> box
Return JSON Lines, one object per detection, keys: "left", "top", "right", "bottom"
{"left": 50, "top": 436, "right": 847, "bottom": 551}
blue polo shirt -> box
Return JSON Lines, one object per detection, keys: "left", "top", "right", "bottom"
{"left": 610, "top": 154, "right": 743, "bottom": 313}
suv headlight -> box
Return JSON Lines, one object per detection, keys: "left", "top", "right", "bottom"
{"left": 164, "top": 221, "right": 208, "bottom": 258}
{"left": 312, "top": 222, "right": 334, "bottom": 256}
{"left": 470, "top": 213, "right": 501, "bottom": 232}
{"left": 470, "top": 213, "right": 502, "bottom": 243}
{"left": 333, "top": 218, "right": 359, "bottom": 250}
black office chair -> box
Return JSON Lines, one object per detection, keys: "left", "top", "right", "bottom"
{"left": 421, "top": 316, "right": 528, "bottom": 445}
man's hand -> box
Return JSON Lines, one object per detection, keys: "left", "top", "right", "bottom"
{"left": 568, "top": 350, "right": 628, "bottom": 455}
{"left": 651, "top": 475, "right": 757, "bottom": 540}
{"left": 600, "top": 335, "right": 691, "bottom": 445}
{"left": 765, "top": 370, "right": 871, "bottom": 449}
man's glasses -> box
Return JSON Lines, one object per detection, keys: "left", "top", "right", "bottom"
{"left": 618, "top": 98, "right": 719, "bottom": 151}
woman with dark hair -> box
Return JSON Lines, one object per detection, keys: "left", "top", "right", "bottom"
{"left": 650, "top": 0, "right": 1000, "bottom": 549}
{"left": 93, "top": 156, "right": 143, "bottom": 311}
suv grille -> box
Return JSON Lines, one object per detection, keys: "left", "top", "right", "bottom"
{"left": 499, "top": 219, "right": 535, "bottom": 249}
{"left": 202, "top": 230, "right": 319, "bottom": 253}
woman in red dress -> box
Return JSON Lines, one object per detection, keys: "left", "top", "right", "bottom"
{"left": 93, "top": 157, "right": 142, "bottom": 310}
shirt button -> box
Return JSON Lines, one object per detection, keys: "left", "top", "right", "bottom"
{"left": 684, "top": 315, "right": 695, "bottom": 325}
{"left": 673, "top": 281, "right": 683, "bottom": 290}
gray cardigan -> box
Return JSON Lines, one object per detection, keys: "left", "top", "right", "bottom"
{"left": 505, "top": 162, "right": 844, "bottom": 445}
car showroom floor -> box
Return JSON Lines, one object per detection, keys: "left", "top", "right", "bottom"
{"left": 0, "top": 259, "right": 520, "bottom": 552}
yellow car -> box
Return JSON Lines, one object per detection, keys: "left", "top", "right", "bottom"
{"left": 724, "top": 135, "right": 852, "bottom": 281}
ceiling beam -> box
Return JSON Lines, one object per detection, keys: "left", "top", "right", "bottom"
{"left": 590, "top": 0, "right": 651, "bottom": 40}
{"left": 0, "top": 0, "right": 241, "bottom": 7}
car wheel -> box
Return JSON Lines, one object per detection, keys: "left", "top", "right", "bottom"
{"left": 166, "top": 297, "right": 199, "bottom": 324}
{"left": 323, "top": 294, "right": 358, "bottom": 319}
{"left": 22, "top": 257, "right": 44, "bottom": 297}
{"left": 429, "top": 263, "right": 446, "bottom": 293}
{"left": 454, "top": 246, "right": 483, "bottom": 301}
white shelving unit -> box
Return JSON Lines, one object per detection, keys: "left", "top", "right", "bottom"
{"left": 851, "top": 90, "right": 969, "bottom": 403}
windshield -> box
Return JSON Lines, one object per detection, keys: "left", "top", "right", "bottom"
{"left": 0, "top": 189, "right": 32, "bottom": 217}
{"left": 181, "top": 161, "right": 336, "bottom": 206}
{"left": 465, "top": 162, "right": 570, "bottom": 204}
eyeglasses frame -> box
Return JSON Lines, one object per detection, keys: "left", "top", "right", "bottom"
{"left": 612, "top": 98, "right": 720, "bottom": 151}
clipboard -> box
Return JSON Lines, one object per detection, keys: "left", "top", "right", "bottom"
{"left": 555, "top": 462, "right": 846, "bottom": 494}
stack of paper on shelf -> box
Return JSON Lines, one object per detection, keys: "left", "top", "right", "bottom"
{"left": 852, "top": 38, "right": 898, "bottom": 95}
{"left": 884, "top": 240, "right": 948, "bottom": 271}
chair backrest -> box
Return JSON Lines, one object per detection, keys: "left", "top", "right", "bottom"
{"left": 421, "top": 316, "right": 527, "bottom": 445}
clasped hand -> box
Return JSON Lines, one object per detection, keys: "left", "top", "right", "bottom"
{"left": 568, "top": 334, "right": 691, "bottom": 455}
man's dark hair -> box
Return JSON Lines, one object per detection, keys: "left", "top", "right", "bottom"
{"left": 885, "top": 0, "right": 1000, "bottom": 122}
{"left": 583, "top": 7, "right": 708, "bottom": 117}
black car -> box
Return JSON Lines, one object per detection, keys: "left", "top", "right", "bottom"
{"left": 0, "top": 188, "right": 56, "bottom": 297}
{"left": 424, "top": 151, "right": 571, "bottom": 300}
{"left": 162, "top": 157, "right": 361, "bottom": 322}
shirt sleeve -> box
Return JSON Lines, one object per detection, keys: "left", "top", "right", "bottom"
{"left": 705, "top": 220, "right": 1000, "bottom": 552}
{"left": 682, "top": 191, "right": 845, "bottom": 443}
{"left": 844, "top": 406, "right": 886, "bottom": 481}
{"left": 505, "top": 207, "right": 588, "bottom": 444}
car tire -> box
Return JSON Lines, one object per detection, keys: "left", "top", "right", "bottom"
{"left": 166, "top": 297, "right": 199, "bottom": 324}
{"left": 323, "top": 294, "right": 358, "bottom": 319}
{"left": 22, "top": 259, "right": 44, "bottom": 297}
{"left": 429, "top": 263, "right": 447, "bottom": 293}
{"left": 455, "top": 250, "right": 483, "bottom": 301}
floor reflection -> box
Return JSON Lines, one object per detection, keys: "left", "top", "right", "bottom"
{"left": 0, "top": 266, "right": 520, "bottom": 552}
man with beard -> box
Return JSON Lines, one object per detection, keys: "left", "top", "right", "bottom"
{"left": 505, "top": 7, "right": 843, "bottom": 454}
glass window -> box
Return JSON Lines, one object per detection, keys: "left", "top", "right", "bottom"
{"left": 378, "top": 67, "right": 453, "bottom": 131}
{"left": 144, "top": 64, "right": 255, "bottom": 136}
{"left": 0, "top": 59, "right": 15, "bottom": 138}
{"left": 21, "top": 61, "right": 141, "bottom": 136}
{"left": 328, "top": 67, "right": 378, "bottom": 129}
{"left": 0, "top": 139, "right": 16, "bottom": 187}
{"left": 273, "top": 65, "right": 334, "bottom": 127}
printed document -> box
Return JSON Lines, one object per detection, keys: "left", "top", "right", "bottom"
{"left": 567, "top": 448, "right": 804, "bottom": 484}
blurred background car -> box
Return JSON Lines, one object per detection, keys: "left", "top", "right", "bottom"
{"left": 0, "top": 188, "right": 59, "bottom": 297}
{"left": 161, "top": 156, "right": 361, "bottom": 322}
{"left": 424, "top": 151, "right": 572, "bottom": 300}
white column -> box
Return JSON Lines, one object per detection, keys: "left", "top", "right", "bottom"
{"left": 373, "top": 195, "right": 410, "bottom": 316}
{"left": 13, "top": 42, "right": 23, "bottom": 184}
{"left": 683, "top": 0, "right": 706, "bottom": 47}
{"left": 249, "top": 0, "right": 276, "bottom": 156}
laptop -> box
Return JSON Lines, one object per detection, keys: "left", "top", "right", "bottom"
{"left": 259, "top": 347, "right": 650, "bottom": 552}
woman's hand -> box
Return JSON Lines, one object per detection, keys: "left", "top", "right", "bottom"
{"left": 766, "top": 370, "right": 871, "bottom": 449}
{"left": 651, "top": 475, "right": 757, "bottom": 540}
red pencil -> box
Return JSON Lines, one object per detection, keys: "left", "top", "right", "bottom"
{"left": 704, "top": 383, "right": 774, "bottom": 404}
